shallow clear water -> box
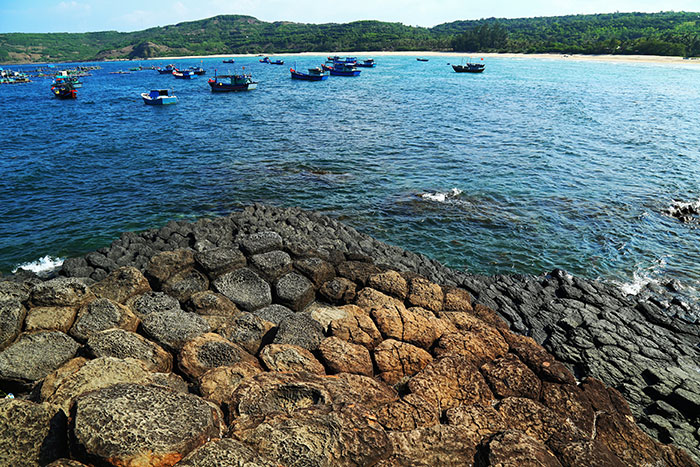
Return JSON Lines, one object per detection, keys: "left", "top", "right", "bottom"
{"left": 1, "top": 55, "right": 700, "bottom": 291}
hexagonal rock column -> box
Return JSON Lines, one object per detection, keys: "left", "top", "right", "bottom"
{"left": 275, "top": 272, "right": 315, "bottom": 312}
{"left": 71, "top": 383, "right": 224, "bottom": 467}
{"left": 212, "top": 268, "right": 272, "bottom": 311}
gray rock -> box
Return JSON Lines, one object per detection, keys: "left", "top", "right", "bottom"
{"left": 217, "top": 312, "right": 271, "bottom": 355}
{"left": 161, "top": 268, "right": 209, "bottom": 303}
{"left": 213, "top": 268, "right": 271, "bottom": 311}
{"left": 175, "top": 438, "right": 276, "bottom": 466}
{"left": 251, "top": 304, "right": 295, "bottom": 326}
{"left": 294, "top": 257, "right": 336, "bottom": 288}
{"left": 0, "top": 399, "right": 68, "bottom": 466}
{"left": 71, "top": 383, "right": 224, "bottom": 466}
{"left": 0, "top": 299, "right": 25, "bottom": 350}
{"left": 140, "top": 309, "right": 210, "bottom": 352}
{"left": 194, "top": 247, "right": 246, "bottom": 278}
{"left": 0, "top": 331, "right": 79, "bottom": 387}
{"left": 250, "top": 250, "right": 293, "bottom": 282}
{"left": 85, "top": 328, "right": 173, "bottom": 372}
{"left": 0, "top": 280, "right": 31, "bottom": 302}
{"left": 69, "top": 298, "right": 138, "bottom": 342}
{"left": 273, "top": 313, "right": 324, "bottom": 351}
{"left": 275, "top": 272, "right": 315, "bottom": 312}
{"left": 127, "top": 291, "right": 181, "bottom": 319}
{"left": 29, "top": 277, "right": 93, "bottom": 307}
{"left": 240, "top": 231, "right": 283, "bottom": 255}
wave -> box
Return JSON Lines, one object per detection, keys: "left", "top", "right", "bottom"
{"left": 420, "top": 188, "right": 463, "bottom": 203}
{"left": 12, "top": 255, "right": 64, "bottom": 277}
{"left": 612, "top": 256, "right": 668, "bottom": 296}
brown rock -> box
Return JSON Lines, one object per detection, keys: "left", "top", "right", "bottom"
{"left": 29, "top": 278, "right": 94, "bottom": 308}
{"left": 497, "top": 397, "right": 560, "bottom": 443}
{"left": 373, "top": 339, "right": 433, "bottom": 385}
{"left": 408, "top": 355, "right": 494, "bottom": 412}
{"left": 445, "top": 402, "right": 506, "bottom": 438}
{"left": 443, "top": 286, "right": 473, "bottom": 312}
{"left": 69, "top": 298, "right": 139, "bottom": 342}
{"left": 336, "top": 261, "right": 381, "bottom": 286}
{"left": 186, "top": 291, "right": 240, "bottom": 316}
{"left": 319, "top": 277, "right": 357, "bottom": 304}
{"left": 433, "top": 318, "right": 508, "bottom": 368}
{"left": 368, "top": 270, "right": 408, "bottom": 300}
{"left": 371, "top": 301, "right": 443, "bottom": 349}
{"left": 406, "top": 276, "right": 443, "bottom": 312}
{"left": 145, "top": 249, "right": 195, "bottom": 289}
{"left": 175, "top": 438, "right": 276, "bottom": 466}
{"left": 328, "top": 304, "right": 383, "bottom": 350}
{"left": 178, "top": 333, "right": 258, "bottom": 381}
{"left": 319, "top": 336, "right": 373, "bottom": 376}
{"left": 355, "top": 287, "right": 404, "bottom": 315}
{"left": 24, "top": 306, "right": 77, "bottom": 333}
{"left": 481, "top": 353, "right": 542, "bottom": 400}
{"left": 323, "top": 372, "right": 398, "bottom": 408}
{"left": 216, "top": 312, "right": 274, "bottom": 355}
{"left": 501, "top": 330, "right": 576, "bottom": 385}
{"left": 541, "top": 382, "right": 595, "bottom": 436}
{"left": 384, "top": 424, "right": 481, "bottom": 466}
{"left": 375, "top": 393, "right": 439, "bottom": 431}
{"left": 46, "top": 460, "right": 90, "bottom": 467}
{"left": 306, "top": 302, "right": 349, "bottom": 332}
{"left": 259, "top": 343, "right": 326, "bottom": 375}
{"left": 85, "top": 328, "right": 173, "bottom": 372}
{"left": 473, "top": 303, "right": 510, "bottom": 329}
{"left": 90, "top": 267, "right": 151, "bottom": 304}
{"left": 198, "top": 362, "right": 263, "bottom": 406}
{"left": 556, "top": 440, "right": 626, "bottom": 467}
{"left": 294, "top": 257, "right": 335, "bottom": 288}
{"left": 477, "top": 430, "right": 563, "bottom": 467}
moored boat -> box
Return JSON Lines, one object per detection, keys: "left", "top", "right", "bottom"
{"left": 357, "top": 58, "right": 376, "bottom": 68}
{"left": 172, "top": 69, "right": 196, "bottom": 79}
{"left": 223, "top": 59, "right": 235, "bottom": 63}
{"left": 157, "top": 64, "right": 176, "bottom": 74}
{"left": 260, "top": 57, "right": 271, "bottom": 63}
{"left": 290, "top": 66, "right": 329, "bottom": 81}
{"left": 189, "top": 66, "right": 206, "bottom": 75}
{"left": 208, "top": 71, "right": 258, "bottom": 92}
{"left": 51, "top": 83, "right": 76, "bottom": 99}
{"left": 452, "top": 60, "right": 485, "bottom": 73}
{"left": 141, "top": 89, "right": 178, "bottom": 105}
{"left": 329, "top": 63, "right": 361, "bottom": 77}
{"left": 416, "top": 57, "right": 429, "bottom": 61}
{"left": 270, "top": 59, "right": 284, "bottom": 65}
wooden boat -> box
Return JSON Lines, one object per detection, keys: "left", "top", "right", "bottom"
{"left": 452, "top": 61, "right": 485, "bottom": 73}
{"left": 270, "top": 59, "right": 285, "bottom": 65}
{"left": 330, "top": 63, "right": 360, "bottom": 77}
{"left": 208, "top": 71, "right": 258, "bottom": 92}
{"left": 223, "top": 59, "right": 235, "bottom": 63}
{"left": 416, "top": 58, "right": 429, "bottom": 61}
{"left": 260, "top": 57, "right": 270, "bottom": 63}
{"left": 189, "top": 66, "right": 206, "bottom": 75}
{"left": 141, "top": 89, "right": 178, "bottom": 105}
{"left": 53, "top": 76, "right": 81, "bottom": 88}
{"left": 51, "top": 83, "right": 76, "bottom": 99}
{"left": 172, "top": 69, "right": 196, "bottom": 79}
{"left": 157, "top": 64, "right": 175, "bottom": 74}
{"left": 290, "top": 67, "right": 329, "bottom": 81}
{"left": 357, "top": 59, "right": 376, "bottom": 68}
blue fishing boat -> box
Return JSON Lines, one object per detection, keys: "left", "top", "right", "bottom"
{"left": 172, "top": 69, "right": 196, "bottom": 79}
{"left": 270, "top": 59, "right": 284, "bottom": 65}
{"left": 330, "top": 63, "right": 361, "bottom": 77}
{"left": 141, "top": 89, "right": 178, "bottom": 105}
{"left": 260, "top": 57, "right": 271, "bottom": 63}
{"left": 51, "top": 83, "right": 76, "bottom": 99}
{"left": 357, "top": 58, "right": 376, "bottom": 68}
{"left": 189, "top": 66, "right": 206, "bottom": 75}
{"left": 223, "top": 59, "right": 235, "bottom": 63}
{"left": 290, "top": 67, "right": 329, "bottom": 81}
{"left": 157, "top": 64, "right": 175, "bottom": 74}
{"left": 208, "top": 71, "right": 258, "bottom": 92}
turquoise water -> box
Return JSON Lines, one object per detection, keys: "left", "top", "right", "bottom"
{"left": 1, "top": 55, "right": 700, "bottom": 291}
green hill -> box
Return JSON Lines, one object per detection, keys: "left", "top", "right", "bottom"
{"left": 1, "top": 12, "right": 699, "bottom": 64}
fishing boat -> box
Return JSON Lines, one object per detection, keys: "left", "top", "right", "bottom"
{"left": 172, "top": 69, "right": 196, "bottom": 79}
{"left": 416, "top": 58, "right": 429, "bottom": 62}
{"left": 52, "top": 76, "right": 82, "bottom": 88}
{"left": 330, "top": 63, "right": 361, "bottom": 77}
{"left": 270, "top": 59, "right": 284, "bottom": 65}
{"left": 157, "top": 64, "right": 176, "bottom": 74}
{"left": 189, "top": 66, "right": 206, "bottom": 75}
{"left": 223, "top": 59, "right": 235, "bottom": 63}
{"left": 141, "top": 89, "right": 178, "bottom": 105}
{"left": 260, "top": 57, "right": 271, "bottom": 63}
{"left": 51, "top": 83, "right": 76, "bottom": 99}
{"left": 357, "top": 59, "right": 376, "bottom": 68}
{"left": 452, "top": 60, "right": 485, "bottom": 73}
{"left": 208, "top": 71, "right": 258, "bottom": 92}
{"left": 290, "top": 66, "right": 329, "bottom": 81}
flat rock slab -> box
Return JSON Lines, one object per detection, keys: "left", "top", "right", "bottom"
{"left": 85, "top": 328, "right": 173, "bottom": 372}
{"left": 0, "top": 331, "right": 80, "bottom": 387}
{"left": 212, "top": 268, "right": 271, "bottom": 311}
{"left": 140, "top": 310, "right": 210, "bottom": 352}
{"left": 69, "top": 298, "right": 138, "bottom": 342}
{"left": 175, "top": 438, "right": 276, "bottom": 466}
{"left": 29, "top": 278, "right": 94, "bottom": 308}
{"left": 0, "top": 299, "right": 25, "bottom": 350}
{"left": 72, "top": 383, "right": 224, "bottom": 467}
{"left": 239, "top": 231, "right": 283, "bottom": 255}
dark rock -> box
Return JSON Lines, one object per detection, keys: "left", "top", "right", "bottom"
{"left": 319, "top": 277, "right": 357, "bottom": 303}
{"left": 0, "top": 399, "right": 68, "bottom": 466}
{"left": 275, "top": 272, "right": 315, "bottom": 312}
{"left": 161, "top": 267, "right": 209, "bottom": 303}
{"left": 216, "top": 312, "right": 273, "bottom": 355}
{"left": 140, "top": 309, "right": 210, "bottom": 352}
{"left": 194, "top": 247, "right": 246, "bottom": 278}
{"left": 250, "top": 250, "right": 293, "bottom": 282}
{"left": 145, "top": 249, "right": 195, "bottom": 289}
{"left": 250, "top": 303, "right": 295, "bottom": 325}
{"left": 71, "top": 383, "right": 224, "bottom": 466}
{"left": 29, "top": 278, "right": 94, "bottom": 308}
{"left": 69, "top": 298, "right": 139, "bottom": 342}
{"left": 212, "top": 268, "right": 271, "bottom": 311}
{"left": 0, "top": 331, "right": 79, "bottom": 388}
{"left": 336, "top": 261, "right": 381, "bottom": 286}
{"left": 0, "top": 299, "right": 25, "bottom": 350}
{"left": 239, "top": 231, "right": 283, "bottom": 255}
{"left": 90, "top": 267, "right": 151, "bottom": 304}
{"left": 59, "top": 257, "right": 92, "bottom": 278}
{"left": 127, "top": 291, "right": 181, "bottom": 319}
{"left": 85, "top": 328, "right": 173, "bottom": 372}
{"left": 273, "top": 313, "right": 324, "bottom": 351}
{"left": 294, "top": 257, "right": 335, "bottom": 288}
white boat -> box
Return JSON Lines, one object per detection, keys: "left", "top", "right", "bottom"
{"left": 141, "top": 89, "right": 178, "bottom": 105}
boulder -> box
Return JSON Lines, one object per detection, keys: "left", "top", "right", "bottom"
{"left": 408, "top": 355, "right": 493, "bottom": 412}
{"left": 24, "top": 306, "right": 76, "bottom": 333}
{"left": 29, "top": 277, "right": 94, "bottom": 308}
{"left": 212, "top": 268, "right": 271, "bottom": 311}
{"left": 383, "top": 424, "right": 481, "bottom": 466}
{"left": 319, "top": 277, "right": 357, "bottom": 303}
{"left": 481, "top": 353, "right": 542, "bottom": 400}
{"left": 161, "top": 268, "right": 209, "bottom": 303}
{"left": 433, "top": 322, "right": 508, "bottom": 368}
{"left": 336, "top": 261, "right": 381, "bottom": 286}
{"left": 145, "top": 249, "right": 195, "bottom": 289}
{"left": 85, "top": 328, "right": 172, "bottom": 372}
{"left": 275, "top": 272, "right": 315, "bottom": 312}
{"left": 69, "top": 298, "right": 138, "bottom": 342}
{"left": 373, "top": 339, "right": 433, "bottom": 385}
{"left": 407, "top": 276, "right": 443, "bottom": 312}
{"left": 0, "top": 399, "right": 67, "bottom": 466}
{"left": 186, "top": 291, "right": 239, "bottom": 316}
{"left": 239, "top": 231, "right": 283, "bottom": 255}
{"left": 250, "top": 250, "right": 293, "bottom": 282}
{"left": 501, "top": 330, "right": 576, "bottom": 385}
{"left": 140, "top": 309, "right": 210, "bottom": 352}
{"left": 174, "top": 438, "right": 275, "bottom": 467}
{"left": 273, "top": 312, "right": 324, "bottom": 351}
{"left": 306, "top": 301, "right": 349, "bottom": 331}
{"left": 443, "top": 286, "right": 473, "bottom": 312}
{"left": 445, "top": 402, "right": 506, "bottom": 438}
{"left": 216, "top": 312, "right": 273, "bottom": 355}
{"left": 294, "top": 257, "right": 335, "bottom": 288}
{"left": 355, "top": 287, "right": 404, "bottom": 315}
{"left": 71, "top": 383, "right": 224, "bottom": 467}
{"left": 126, "top": 291, "right": 181, "bottom": 319}
{"left": 178, "top": 333, "right": 257, "bottom": 380}
{"left": 0, "top": 299, "right": 25, "bottom": 349}
{"left": 0, "top": 331, "right": 79, "bottom": 388}
{"left": 260, "top": 344, "right": 326, "bottom": 375}
{"left": 477, "top": 430, "right": 563, "bottom": 467}
{"left": 194, "top": 247, "right": 246, "bottom": 279}
{"left": 375, "top": 393, "right": 440, "bottom": 431}
{"left": 368, "top": 270, "right": 408, "bottom": 300}
{"left": 0, "top": 280, "right": 31, "bottom": 302}
{"left": 496, "top": 397, "right": 560, "bottom": 444}
{"left": 319, "top": 336, "right": 373, "bottom": 376}
{"left": 371, "top": 302, "right": 445, "bottom": 349}
{"left": 198, "top": 362, "right": 262, "bottom": 406}
{"left": 328, "top": 304, "right": 383, "bottom": 350}
{"left": 90, "top": 267, "right": 151, "bottom": 304}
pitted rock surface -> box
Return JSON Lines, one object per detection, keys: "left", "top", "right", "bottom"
{"left": 85, "top": 328, "right": 173, "bottom": 372}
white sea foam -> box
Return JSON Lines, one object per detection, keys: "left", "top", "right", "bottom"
{"left": 420, "top": 188, "right": 463, "bottom": 203}
{"left": 12, "top": 256, "right": 64, "bottom": 277}
{"left": 614, "top": 257, "right": 667, "bottom": 296}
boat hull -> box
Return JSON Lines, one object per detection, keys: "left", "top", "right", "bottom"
{"left": 51, "top": 86, "right": 76, "bottom": 99}
{"left": 290, "top": 70, "right": 328, "bottom": 81}
{"left": 208, "top": 81, "right": 258, "bottom": 92}
{"left": 329, "top": 69, "right": 361, "bottom": 77}
{"left": 141, "top": 93, "right": 178, "bottom": 105}
{"left": 452, "top": 64, "right": 485, "bottom": 73}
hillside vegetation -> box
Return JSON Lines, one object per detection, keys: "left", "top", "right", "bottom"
{"left": 1, "top": 11, "right": 699, "bottom": 64}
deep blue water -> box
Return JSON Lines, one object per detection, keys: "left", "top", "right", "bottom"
{"left": 2, "top": 55, "right": 700, "bottom": 293}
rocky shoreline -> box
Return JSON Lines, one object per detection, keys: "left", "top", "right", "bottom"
{"left": 1, "top": 204, "right": 698, "bottom": 466}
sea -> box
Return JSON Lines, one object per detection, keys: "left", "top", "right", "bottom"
{"left": 1, "top": 55, "right": 700, "bottom": 297}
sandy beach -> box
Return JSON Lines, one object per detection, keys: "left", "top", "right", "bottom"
{"left": 148, "top": 50, "right": 700, "bottom": 65}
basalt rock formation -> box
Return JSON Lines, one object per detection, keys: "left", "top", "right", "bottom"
{"left": 0, "top": 204, "right": 697, "bottom": 466}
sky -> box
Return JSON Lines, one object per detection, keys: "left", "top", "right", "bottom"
{"left": 1, "top": 0, "right": 699, "bottom": 33}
